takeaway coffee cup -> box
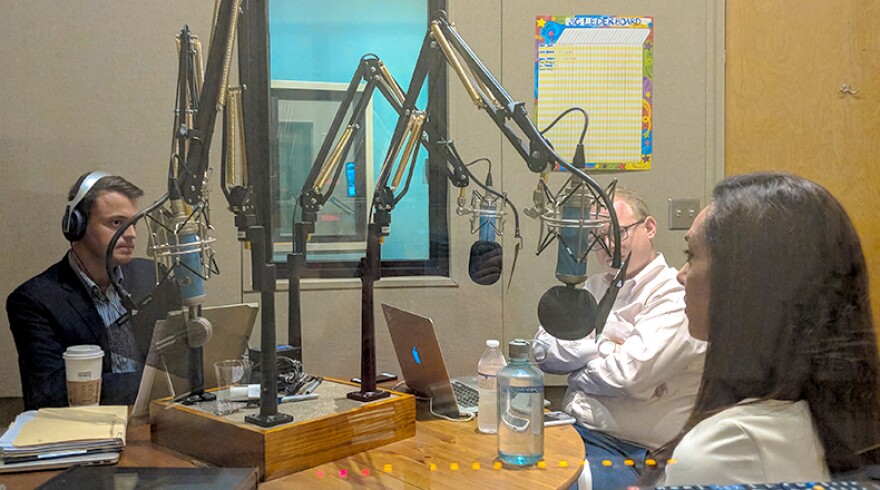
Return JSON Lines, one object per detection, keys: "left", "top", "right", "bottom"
{"left": 63, "top": 345, "right": 104, "bottom": 406}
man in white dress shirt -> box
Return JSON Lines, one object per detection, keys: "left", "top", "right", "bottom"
{"left": 535, "top": 188, "right": 706, "bottom": 489}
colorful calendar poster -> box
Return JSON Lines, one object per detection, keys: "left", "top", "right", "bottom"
{"left": 536, "top": 15, "right": 654, "bottom": 170}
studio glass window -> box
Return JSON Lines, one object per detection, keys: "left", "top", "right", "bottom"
{"left": 268, "top": 0, "right": 448, "bottom": 279}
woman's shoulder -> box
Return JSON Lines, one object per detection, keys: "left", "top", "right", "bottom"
{"left": 714, "top": 398, "right": 808, "bottom": 417}
{"left": 690, "top": 399, "right": 815, "bottom": 441}
{"left": 666, "top": 400, "right": 828, "bottom": 485}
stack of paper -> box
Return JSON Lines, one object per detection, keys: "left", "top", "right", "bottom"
{"left": 0, "top": 406, "right": 128, "bottom": 472}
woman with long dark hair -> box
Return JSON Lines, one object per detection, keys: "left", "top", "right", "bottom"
{"left": 660, "top": 172, "right": 880, "bottom": 484}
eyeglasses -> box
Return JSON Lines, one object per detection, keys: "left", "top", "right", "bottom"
{"left": 595, "top": 219, "right": 645, "bottom": 248}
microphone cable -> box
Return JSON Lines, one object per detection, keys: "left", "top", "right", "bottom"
{"left": 539, "top": 107, "right": 589, "bottom": 145}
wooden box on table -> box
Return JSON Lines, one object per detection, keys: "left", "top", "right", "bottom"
{"left": 149, "top": 377, "right": 415, "bottom": 480}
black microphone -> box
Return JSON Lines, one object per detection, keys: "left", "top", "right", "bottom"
{"left": 467, "top": 172, "right": 503, "bottom": 285}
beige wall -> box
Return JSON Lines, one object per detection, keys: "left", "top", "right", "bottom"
{"left": 0, "top": 1, "right": 721, "bottom": 396}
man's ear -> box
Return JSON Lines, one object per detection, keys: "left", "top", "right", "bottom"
{"left": 644, "top": 216, "right": 657, "bottom": 240}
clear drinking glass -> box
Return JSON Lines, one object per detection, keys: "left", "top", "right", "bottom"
{"left": 212, "top": 359, "right": 253, "bottom": 415}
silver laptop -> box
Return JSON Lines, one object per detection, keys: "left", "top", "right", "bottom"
{"left": 382, "top": 303, "right": 479, "bottom": 418}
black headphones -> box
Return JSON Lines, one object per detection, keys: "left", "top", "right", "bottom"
{"left": 61, "top": 170, "right": 111, "bottom": 242}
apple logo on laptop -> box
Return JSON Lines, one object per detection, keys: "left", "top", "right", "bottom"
{"left": 411, "top": 346, "right": 422, "bottom": 365}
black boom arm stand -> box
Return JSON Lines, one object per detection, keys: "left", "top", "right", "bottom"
{"left": 292, "top": 54, "right": 409, "bottom": 372}
{"left": 293, "top": 54, "right": 434, "bottom": 401}
{"left": 169, "top": 0, "right": 240, "bottom": 406}
{"left": 232, "top": 0, "right": 292, "bottom": 427}
{"left": 292, "top": 51, "right": 517, "bottom": 400}
{"left": 348, "top": 92, "right": 429, "bottom": 402}
{"left": 105, "top": 0, "right": 291, "bottom": 427}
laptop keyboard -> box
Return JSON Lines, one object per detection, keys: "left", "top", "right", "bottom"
{"left": 656, "top": 482, "right": 867, "bottom": 490}
{"left": 451, "top": 380, "right": 479, "bottom": 409}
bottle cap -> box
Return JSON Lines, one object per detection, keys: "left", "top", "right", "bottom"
{"left": 486, "top": 339, "right": 499, "bottom": 348}
{"left": 508, "top": 339, "right": 530, "bottom": 359}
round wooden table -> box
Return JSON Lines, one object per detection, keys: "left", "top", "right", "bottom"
{"left": 0, "top": 415, "right": 585, "bottom": 489}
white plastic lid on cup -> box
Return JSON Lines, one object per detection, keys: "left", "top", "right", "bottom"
{"left": 63, "top": 345, "right": 104, "bottom": 361}
{"left": 486, "top": 339, "right": 500, "bottom": 348}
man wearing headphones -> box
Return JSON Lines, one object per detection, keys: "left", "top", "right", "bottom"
{"left": 7, "top": 171, "right": 172, "bottom": 409}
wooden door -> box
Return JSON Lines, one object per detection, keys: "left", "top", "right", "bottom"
{"left": 726, "top": 0, "right": 880, "bottom": 331}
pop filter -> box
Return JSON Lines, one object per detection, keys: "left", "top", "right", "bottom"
{"left": 537, "top": 285, "right": 598, "bottom": 340}
{"left": 468, "top": 240, "right": 502, "bottom": 285}
{"left": 457, "top": 171, "right": 509, "bottom": 286}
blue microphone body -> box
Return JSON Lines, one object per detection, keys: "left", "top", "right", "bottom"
{"left": 555, "top": 205, "right": 589, "bottom": 285}
{"left": 170, "top": 198, "right": 206, "bottom": 307}
{"left": 176, "top": 230, "right": 206, "bottom": 307}
{"left": 168, "top": 197, "right": 213, "bottom": 348}
{"left": 479, "top": 203, "right": 495, "bottom": 243}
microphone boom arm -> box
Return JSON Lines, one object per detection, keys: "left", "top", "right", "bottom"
{"left": 423, "top": 12, "right": 621, "bottom": 271}
{"left": 179, "top": 0, "right": 242, "bottom": 205}
{"left": 395, "top": 12, "right": 625, "bottom": 339}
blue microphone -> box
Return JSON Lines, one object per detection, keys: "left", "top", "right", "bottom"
{"left": 554, "top": 203, "right": 589, "bottom": 285}
{"left": 538, "top": 177, "right": 600, "bottom": 340}
{"left": 161, "top": 197, "right": 213, "bottom": 347}
{"left": 170, "top": 198, "right": 207, "bottom": 307}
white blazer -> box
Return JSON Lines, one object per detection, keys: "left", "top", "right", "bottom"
{"left": 664, "top": 399, "right": 829, "bottom": 485}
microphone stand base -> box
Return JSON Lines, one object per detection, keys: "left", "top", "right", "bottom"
{"left": 347, "top": 389, "right": 391, "bottom": 403}
{"left": 245, "top": 412, "right": 294, "bottom": 428}
{"left": 180, "top": 391, "right": 217, "bottom": 405}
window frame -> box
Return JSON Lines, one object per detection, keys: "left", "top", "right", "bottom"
{"left": 269, "top": 0, "right": 449, "bottom": 280}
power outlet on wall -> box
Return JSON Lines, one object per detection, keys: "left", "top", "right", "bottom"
{"left": 667, "top": 198, "right": 701, "bottom": 230}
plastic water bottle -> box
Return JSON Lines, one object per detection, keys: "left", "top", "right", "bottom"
{"left": 497, "top": 339, "right": 544, "bottom": 466}
{"left": 477, "top": 339, "right": 507, "bottom": 434}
